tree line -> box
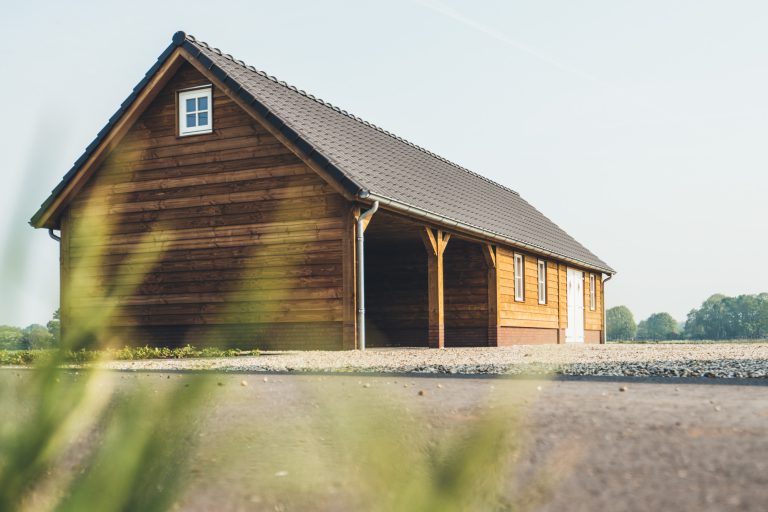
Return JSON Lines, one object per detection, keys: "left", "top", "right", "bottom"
{"left": 0, "top": 310, "right": 60, "bottom": 350}
{"left": 607, "top": 293, "right": 768, "bottom": 341}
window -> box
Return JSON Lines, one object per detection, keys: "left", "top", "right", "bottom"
{"left": 589, "top": 273, "right": 597, "bottom": 310}
{"left": 514, "top": 253, "right": 524, "bottom": 302}
{"left": 178, "top": 87, "right": 212, "bottom": 136}
{"left": 537, "top": 259, "right": 547, "bottom": 304}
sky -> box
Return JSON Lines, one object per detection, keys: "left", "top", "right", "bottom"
{"left": 1, "top": 0, "right": 767, "bottom": 326}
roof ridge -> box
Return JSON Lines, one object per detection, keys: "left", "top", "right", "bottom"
{"left": 184, "top": 33, "right": 520, "bottom": 197}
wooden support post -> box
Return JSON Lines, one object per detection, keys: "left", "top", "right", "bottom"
{"left": 421, "top": 227, "right": 450, "bottom": 349}
{"left": 482, "top": 244, "right": 500, "bottom": 347}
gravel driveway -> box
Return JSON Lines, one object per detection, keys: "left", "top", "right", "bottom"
{"left": 104, "top": 343, "right": 768, "bottom": 378}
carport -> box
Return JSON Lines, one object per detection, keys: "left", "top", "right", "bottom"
{"left": 362, "top": 210, "right": 496, "bottom": 348}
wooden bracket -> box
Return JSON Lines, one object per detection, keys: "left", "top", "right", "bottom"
{"left": 420, "top": 227, "right": 438, "bottom": 256}
{"left": 353, "top": 206, "right": 374, "bottom": 233}
{"left": 440, "top": 231, "right": 451, "bottom": 255}
{"left": 482, "top": 244, "right": 496, "bottom": 268}
{"left": 420, "top": 227, "right": 451, "bottom": 257}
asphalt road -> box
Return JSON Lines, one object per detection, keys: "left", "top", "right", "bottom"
{"left": 5, "top": 370, "right": 768, "bottom": 511}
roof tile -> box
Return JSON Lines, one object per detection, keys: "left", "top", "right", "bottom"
{"left": 185, "top": 36, "right": 612, "bottom": 272}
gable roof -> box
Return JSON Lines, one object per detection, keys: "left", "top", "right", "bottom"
{"left": 31, "top": 31, "right": 614, "bottom": 274}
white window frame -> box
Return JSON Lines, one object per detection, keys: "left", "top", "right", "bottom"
{"left": 178, "top": 86, "right": 213, "bottom": 136}
{"left": 537, "top": 259, "right": 547, "bottom": 305}
{"left": 514, "top": 253, "right": 525, "bottom": 302}
{"left": 589, "top": 273, "right": 596, "bottom": 310}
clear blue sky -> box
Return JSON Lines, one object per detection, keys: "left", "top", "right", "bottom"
{"left": 1, "top": 0, "right": 767, "bottom": 327}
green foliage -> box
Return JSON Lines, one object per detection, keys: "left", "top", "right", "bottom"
{"left": 685, "top": 293, "right": 768, "bottom": 340}
{"left": 606, "top": 306, "right": 636, "bottom": 341}
{"left": 110, "top": 344, "right": 246, "bottom": 360}
{"left": 0, "top": 325, "right": 24, "bottom": 350}
{"left": 636, "top": 312, "right": 681, "bottom": 341}
{"left": 21, "top": 323, "right": 55, "bottom": 349}
{"left": 0, "top": 345, "right": 253, "bottom": 366}
{"left": 0, "top": 360, "right": 208, "bottom": 511}
{"left": 0, "top": 311, "right": 61, "bottom": 350}
{"left": 53, "top": 378, "right": 206, "bottom": 512}
{"left": 47, "top": 308, "right": 61, "bottom": 344}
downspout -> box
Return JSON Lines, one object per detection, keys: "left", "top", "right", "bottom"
{"left": 602, "top": 273, "right": 613, "bottom": 343}
{"left": 356, "top": 199, "right": 379, "bottom": 351}
{"left": 48, "top": 229, "right": 61, "bottom": 242}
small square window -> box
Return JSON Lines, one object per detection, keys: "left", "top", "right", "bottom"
{"left": 178, "top": 87, "right": 213, "bottom": 136}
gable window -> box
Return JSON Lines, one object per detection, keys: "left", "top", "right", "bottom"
{"left": 178, "top": 87, "right": 212, "bottom": 136}
{"left": 514, "top": 253, "right": 525, "bottom": 302}
{"left": 537, "top": 259, "right": 547, "bottom": 304}
{"left": 589, "top": 273, "right": 597, "bottom": 310}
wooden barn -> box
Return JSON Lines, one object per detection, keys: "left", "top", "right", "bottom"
{"left": 30, "top": 32, "right": 615, "bottom": 350}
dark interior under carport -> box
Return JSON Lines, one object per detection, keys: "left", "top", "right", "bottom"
{"left": 363, "top": 210, "right": 491, "bottom": 348}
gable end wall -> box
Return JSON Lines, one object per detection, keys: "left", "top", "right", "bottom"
{"left": 63, "top": 62, "right": 349, "bottom": 349}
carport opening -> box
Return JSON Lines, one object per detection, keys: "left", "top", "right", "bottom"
{"left": 363, "top": 212, "right": 428, "bottom": 347}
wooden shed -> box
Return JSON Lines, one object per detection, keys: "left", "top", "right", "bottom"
{"left": 30, "top": 32, "right": 615, "bottom": 350}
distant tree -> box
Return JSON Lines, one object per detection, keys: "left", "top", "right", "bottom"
{"left": 636, "top": 312, "right": 680, "bottom": 341}
{"left": 0, "top": 326, "right": 24, "bottom": 350}
{"left": 606, "top": 306, "right": 636, "bottom": 341}
{"left": 47, "top": 309, "right": 61, "bottom": 345}
{"left": 21, "top": 324, "right": 54, "bottom": 349}
{"left": 758, "top": 293, "right": 768, "bottom": 338}
{"left": 636, "top": 319, "right": 648, "bottom": 340}
{"left": 685, "top": 293, "right": 768, "bottom": 340}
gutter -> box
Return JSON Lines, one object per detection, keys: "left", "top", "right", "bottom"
{"left": 356, "top": 200, "right": 379, "bottom": 351}
{"left": 362, "top": 191, "right": 615, "bottom": 275}
{"left": 48, "top": 229, "right": 61, "bottom": 242}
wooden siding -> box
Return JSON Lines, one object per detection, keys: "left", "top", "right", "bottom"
{"left": 498, "top": 248, "right": 559, "bottom": 330}
{"left": 585, "top": 272, "right": 604, "bottom": 332}
{"left": 64, "top": 62, "right": 347, "bottom": 349}
{"left": 444, "top": 239, "right": 489, "bottom": 347}
{"left": 497, "top": 249, "right": 604, "bottom": 344}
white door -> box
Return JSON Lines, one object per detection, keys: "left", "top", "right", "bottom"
{"left": 566, "top": 269, "right": 584, "bottom": 343}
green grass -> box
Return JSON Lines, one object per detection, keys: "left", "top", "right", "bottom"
{"left": 0, "top": 345, "right": 257, "bottom": 366}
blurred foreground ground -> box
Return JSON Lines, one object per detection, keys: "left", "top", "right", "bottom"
{"left": 4, "top": 370, "right": 767, "bottom": 511}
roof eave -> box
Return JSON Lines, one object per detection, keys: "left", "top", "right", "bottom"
{"left": 363, "top": 191, "right": 616, "bottom": 275}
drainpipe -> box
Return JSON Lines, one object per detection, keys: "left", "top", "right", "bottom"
{"left": 48, "top": 229, "right": 61, "bottom": 242}
{"left": 602, "top": 273, "right": 613, "bottom": 343}
{"left": 356, "top": 199, "right": 379, "bottom": 351}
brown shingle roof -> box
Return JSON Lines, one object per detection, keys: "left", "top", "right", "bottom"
{"left": 31, "top": 31, "right": 614, "bottom": 273}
